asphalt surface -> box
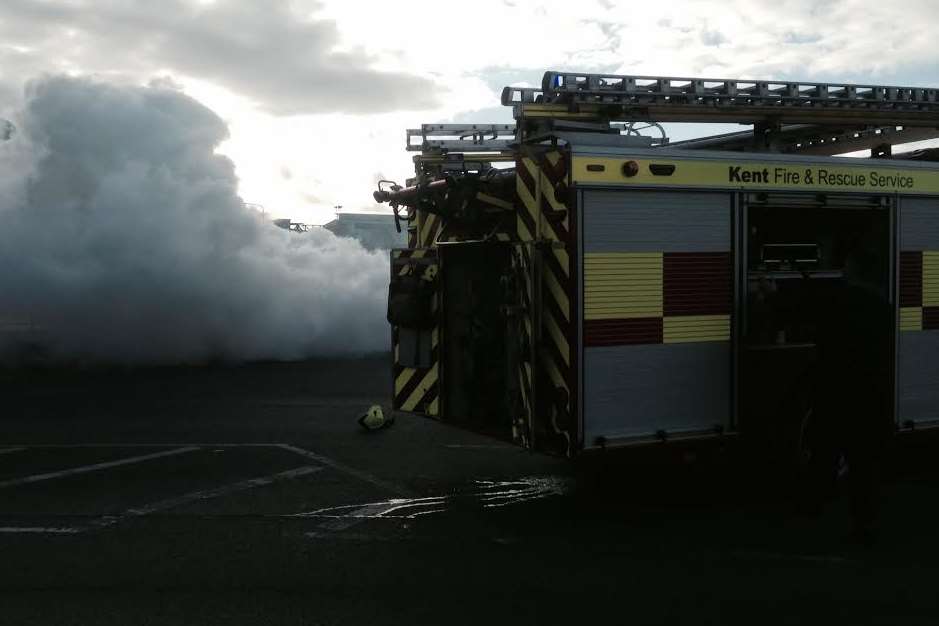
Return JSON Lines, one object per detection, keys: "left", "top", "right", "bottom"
{"left": 2, "top": 356, "right": 939, "bottom": 625}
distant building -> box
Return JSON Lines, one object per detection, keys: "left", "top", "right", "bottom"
{"left": 321, "top": 212, "right": 407, "bottom": 250}
{"left": 272, "top": 218, "right": 311, "bottom": 233}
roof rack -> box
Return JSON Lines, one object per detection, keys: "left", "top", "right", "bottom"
{"left": 407, "top": 124, "right": 516, "bottom": 153}
{"left": 502, "top": 72, "right": 939, "bottom": 126}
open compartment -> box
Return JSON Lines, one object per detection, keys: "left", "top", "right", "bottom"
{"left": 739, "top": 194, "right": 894, "bottom": 446}
{"left": 438, "top": 241, "right": 514, "bottom": 440}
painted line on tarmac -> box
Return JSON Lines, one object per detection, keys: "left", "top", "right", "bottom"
{"left": 0, "top": 526, "right": 81, "bottom": 534}
{"left": 0, "top": 442, "right": 410, "bottom": 494}
{"left": 278, "top": 444, "right": 415, "bottom": 538}
{"left": 278, "top": 444, "right": 411, "bottom": 497}
{"left": 92, "top": 465, "right": 323, "bottom": 528}
{"left": 0, "top": 446, "right": 200, "bottom": 489}
{"left": 0, "top": 447, "right": 27, "bottom": 456}
{"left": 0, "top": 443, "right": 280, "bottom": 449}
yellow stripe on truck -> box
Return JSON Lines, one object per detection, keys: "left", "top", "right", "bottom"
{"left": 923, "top": 252, "right": 939, "bottom": 307}
{"left": 402, "top": 364, "right": 438, "bottom": 412}
{"left": 584, "top": 252, "right": 663, "bottom": 320}
{"left": 395, "top": 367, "right": 416, "bottom": 395}
{"left": 572, "top": 156, "right": 939, "bottom": 196}
{"left": 900, "top": 307, "right": 924, "bottom": 332}
{"left": 663, "top": 315, "right": 731, "bottom": 344}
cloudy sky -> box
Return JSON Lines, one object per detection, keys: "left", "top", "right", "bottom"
{"left": 2, "top": 0, "right": 938, "bottom": 224}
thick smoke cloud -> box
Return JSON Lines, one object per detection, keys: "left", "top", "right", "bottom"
{"left": 0, "top": 76, "right": 389, "bottom": 364}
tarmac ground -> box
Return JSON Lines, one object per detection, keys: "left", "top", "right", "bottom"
{"left": 2, "top": 355, "right": 939, "bottom": 625}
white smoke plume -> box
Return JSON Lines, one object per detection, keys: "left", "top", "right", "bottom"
{"left": 0, "top": 76, "right": 389, "bottom": 364}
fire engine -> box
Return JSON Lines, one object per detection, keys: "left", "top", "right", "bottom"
{"left": 374, "top": 71, "right": 939, "bottom": 461}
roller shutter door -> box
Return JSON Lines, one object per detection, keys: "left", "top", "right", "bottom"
{"left": 581, "top": 190, "right": 732, "bottom": 444}
{"left": 898, "top": 197, "right": 939, "bottom": 427}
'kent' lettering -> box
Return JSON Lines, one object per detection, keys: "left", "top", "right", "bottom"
{"left": 729, "top": 166, "right": 770, "bottom": 183}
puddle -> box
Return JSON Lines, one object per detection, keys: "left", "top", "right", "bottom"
{"left": 301, "top": 496, "right": 448, "bottom": 520}
{"left": 295, "top": 475, "right": 570, "bottom": 521}
{"left": 474, "top": 477, "right": 568, "bottom": 508}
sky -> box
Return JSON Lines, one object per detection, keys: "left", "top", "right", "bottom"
{"left": 2, "top": 0, "right": 938, "bottom": 225}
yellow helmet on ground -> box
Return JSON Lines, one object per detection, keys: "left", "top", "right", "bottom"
{"left": 358, "top": 405, "right": 394, "bottom": 431}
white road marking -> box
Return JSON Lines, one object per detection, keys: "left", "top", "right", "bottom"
{"left": 1, "top": 443, "right": 278, "bottom": 449}
{"left": 0, "top": 526, "right": 81, "bottom": 534}
{"left": 92, "top": 465, "right": 322, "bottom": 528}
{"left": 0, "top": 446, "right": 200, "bottom": 489}
{"left": 0, "top": 447, "right": 27, "bottom": 456}
{"left": 277, "top": 444, "right": 410, "bottom": 496}
{"left": 282, "top": 444, "right": 417, "bottom": 536}
{"left": 0, "top": 443, "right": 413, "bottom": 539}
{"left": 0, "top": 443, "right": 408, "bottom": 495}
{"left": 0, "top": 442, "right": 410, "bottom": 525}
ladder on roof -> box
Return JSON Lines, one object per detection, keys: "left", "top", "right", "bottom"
{"left": 502, "top": 71, "right": 939, "bottom": 126}
{"left": 402, "top": 73, "right": 939, "bottom": 159}
{"left": 405, "top": 121, "right": 669, "bottom": 156}
{"left": 407, "top": 124, "right": 516, "bottom": 153}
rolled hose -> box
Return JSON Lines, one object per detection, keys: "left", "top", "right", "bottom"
{"left": 373, "top": 177, "right": 453, "bottom": 206}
